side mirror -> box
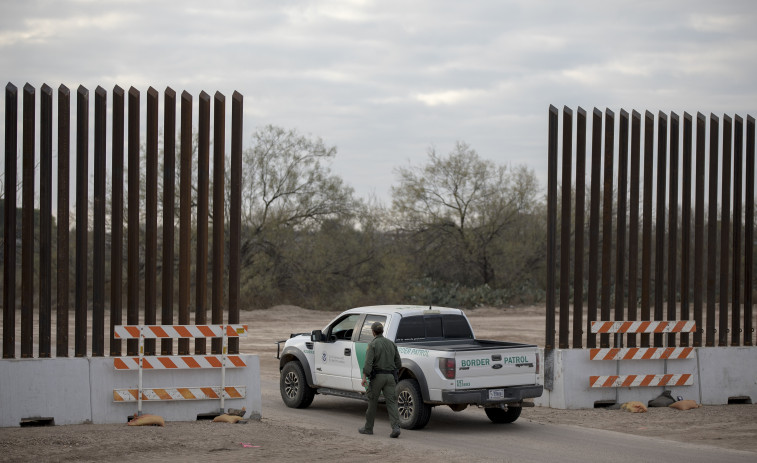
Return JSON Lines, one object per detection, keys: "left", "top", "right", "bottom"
{"left": 311, "top": 330, "right": 324, "bottom": 342}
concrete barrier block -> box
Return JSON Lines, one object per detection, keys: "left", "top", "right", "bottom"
{"left": 1, "top": 354, "right": 262, "bottom": 427}
{"left": 560, "top": 348, "right": 616, "bottom": 409}
{"left": 0, "top": 358, "right": 93, "bottom": 427}
{"left": 534, "top": 348, "right": 702, "bottom": 409}
{"left": 697, "top": 347, "right": 757, "bottom": 405}
{"left": 90, "top": 354, "right": 262, "bottom": 424}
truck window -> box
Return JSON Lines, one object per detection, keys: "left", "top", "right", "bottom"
{"left": 394, "top": 316, "right": 425, "bottom": 342}
{"left": 425, "top": 317, "right": 443, "bottom": 338}
{"left": 327, "top": 314, "right": 360, "bottom": 341}
{"left": 357, "top": 315, "right": 387, "bottom": 342}
{"left": 395, "top": 314, "right": 473, "bottom": 342}
{"left": 442, "top": 315, "right": 474, "bottom": 339}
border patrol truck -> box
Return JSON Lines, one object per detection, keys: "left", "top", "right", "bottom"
{"left": 277, "top": 305, "right": 543, "bottom": 429}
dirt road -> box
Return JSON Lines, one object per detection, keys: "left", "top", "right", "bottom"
{"left": 1, "top": 305, "right": 755, "bottom": 462}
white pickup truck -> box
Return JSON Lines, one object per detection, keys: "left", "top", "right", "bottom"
{"left": 277, "top": 305, "right": 542, "bottom": 429}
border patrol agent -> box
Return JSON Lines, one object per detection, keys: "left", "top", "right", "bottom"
{"left": 359, "top": 321, "right": 402, "bottom": 438}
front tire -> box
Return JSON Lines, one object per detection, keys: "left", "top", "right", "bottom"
{"left": 396, "top": 379, "right": 432, "bottom": 429}
{"left": 485, "top": 405, "right": 522, "bottom": 424}
{"left": 280, "top": 361, "right": 315, "bottom": 408}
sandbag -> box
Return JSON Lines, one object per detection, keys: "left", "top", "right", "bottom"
{"left": 227, "top": 407, "right": 246, "bottom": 418}
{"left": 621, "top": 401, "right": 648, "bottom": 413}
{"left": 648, "top": 390, "right": 675, "bottom": 407}
{"left": 669, "top": 400, "right": 700, "bottom": 410}
{"left": 213, "top": 414, "right": 244, "bottom": 423}
{"left": 128, "top": 414, "right": 165, "bottom": 426}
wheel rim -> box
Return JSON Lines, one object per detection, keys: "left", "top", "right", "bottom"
{"left": 284, "top": 371, "right": 299, "bottom": 399}
{"left": 397, "top": 390, "right": 414, "bottom": 420}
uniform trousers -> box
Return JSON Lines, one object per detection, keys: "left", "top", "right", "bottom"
{"left": 364, "top": 373, "right": 399, "bottom": 431}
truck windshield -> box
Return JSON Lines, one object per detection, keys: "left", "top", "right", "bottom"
{"left": 395, "top": 314, "right": 473, "bottom": 342}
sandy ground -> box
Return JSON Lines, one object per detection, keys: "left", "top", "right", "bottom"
{"left": 1, "top": 305, "right": 755, "bottom": 462}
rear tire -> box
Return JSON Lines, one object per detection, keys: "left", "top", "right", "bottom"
{"left": 485, "top": 405, "right": 522, "bottom": 424}
{"left": 396, "top": 379, "right": 432, "bottom": 429}
{"left": 280, "top": 361, "right": 315, "bottom": 409}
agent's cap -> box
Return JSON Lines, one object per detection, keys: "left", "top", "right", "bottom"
{"left": 371, "top": 322, "right": 384, "bottom": 334}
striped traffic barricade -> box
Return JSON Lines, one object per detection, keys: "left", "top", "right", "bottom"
{"left": 114, "top": 324, "right": 248, "bottom": 416}
{"left": 589, "top": 374, "right": 693, "bottom": 388}
{"left": 114, "top": 355, "right": 247, "bottom": 370}
{"left": 113, "top": 386, "right": 247, "bottom": 402}
{"left": 590, "top": 320, "right": 696, "bottom": 335}
{"left": 588, "top": 347, "right": 695, "bottom": 361}
{"left": 588, "top": 320, "right": 696, "bottom": 389}
{"left": 114, "top": 324, "right": 248, "bottom": 340}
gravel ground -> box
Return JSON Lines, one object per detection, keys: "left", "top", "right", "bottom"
{"left": 1, "top": 305, "right": 755, "bottom": 462}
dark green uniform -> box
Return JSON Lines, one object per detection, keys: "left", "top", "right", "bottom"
{"left": 362, "top": 333, "right": 402, "bottom": 432}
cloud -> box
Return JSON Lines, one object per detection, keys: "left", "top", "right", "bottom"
{"left": 415, "top": 88, "right": 486, "bottom": 107}
{"left": 688, "top": 13, "right": 748, "bottom": 33}
{"left": 1, "top": 0, "right": 756, "bottom": 201}
{"left": 284, "top": 0, "right": 376, "bottom": 24}
{"left": 0, "top": 12, "right": 133, "bottom": 46}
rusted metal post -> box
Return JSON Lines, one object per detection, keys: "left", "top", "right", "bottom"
{"left": 56, "top": 85, "right": 70, "bottom": 357}
{"left": 39, "top": 85, "right": 53, "bottom": 358}
{"left": 615, "top": 110, "right": 629, "bottom": 343}
{"left": 587, "top": 108, "right": 602, "bottom": 349}
{"left": 745, "top": 116, "right": 755, "bottom": 347}
{"left": 196, "top": 91, "right": 210, "bottom": 355}
{"left": 654, "top": 112, "right": 667, "bottom": 348}
{"left": 667, "top": 113, "right": 679, "bottom": 347}
{"left": 93, "top": 86, "right": 107, "bottom": 357}
{"left": 600, "top": 109, "right": 614, "bottom": 348}
{"left": 693, "top": 113, "right": 706, "bottom": 347}
{"left": 21, "top": 83, "right": 35, "bottom": 358}
{"left": 641, "top": 111, "right": 654, "bottom": 348}
{"left": 719, "top": 116, "right": 732, "bottom": 347}
{"left": 544, "top": 105, "right": 558, "bottom": 393}
{"left": 545, "top": 105, "right": 558, "bottom": 351}
{"left": 212, "top": 92, "right": 225, "bottom": 355}
{"left": 572, "top": 107, "right": 586, "bottom": 349}
{"left": 559, "top": 106, "right": 572, "bottom": 349}
{"left": 75, "top": 85, "right": 89, "bottom": 357}
{"left": 127, "top": 87, "right": 140, "bottom": 357}
{"left": 162, "top": 87, "right": 176, "bottom": 356}
{"left": 3, "top": 83, "right": 17, "bottom": 359}
{"left": 706, "top": 114, "right": 719, "bottom": 347}
{"left": 111, "top": 85, "right": 124, "bottom": 356}
{"left": 681, "top": 113, "right": 693, "bottom": 347}
{"left": 628, "top": 111, "right": 641, "bottom": 348}
{"left": 145, "top": 87, "right": 158, "bottom": 356}
{"left": 229, "top": 91, "right": 243, "bottom": 355}
{"left": 732, "top": 116, "right": 743, "bottom": 346}
{"left": 179, "top": 91, "right": 192, "bottom": 356}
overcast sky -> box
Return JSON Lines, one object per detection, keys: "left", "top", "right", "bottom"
{"left": 2, "top": 0, "right": 756, "bottom": 203}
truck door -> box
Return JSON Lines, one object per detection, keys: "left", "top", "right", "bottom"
{"left": 314, "top": 313, "right": 360, "bottom": 390}
{"left": 351, "top": 314, "right": 388, "bottom": 391}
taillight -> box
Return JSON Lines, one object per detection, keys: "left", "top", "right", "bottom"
{"left": 536, "top": 352, "right": 540, "bottom": 374}
{"left": 439, "top": 357, "right": 456, "bottom": 379}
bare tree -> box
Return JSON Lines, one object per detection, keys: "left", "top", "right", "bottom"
{"left": 241, "top": 125, "right": 356, "bottom": 233}
{"left": 392, "top": 142, "right": 540, "bottom": 287}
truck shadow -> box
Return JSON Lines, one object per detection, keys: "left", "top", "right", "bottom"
{"left": 303, "top": 395, "right": 532, "bottom": 434}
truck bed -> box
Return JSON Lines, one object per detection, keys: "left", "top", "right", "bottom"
{"left": 396, "top": 339, "right": 537, "bottom": 352}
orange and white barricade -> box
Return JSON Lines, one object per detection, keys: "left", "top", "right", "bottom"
{"left": 588, "top": 320, "right": 696, "bottom": 388}
{"left": 113, "top": 324, "right": 248, "bottom": 416}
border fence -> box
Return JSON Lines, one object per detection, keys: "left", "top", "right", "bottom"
{"left": 2, "top": 83, "right": 243, "bottom": 359}
{"left": 546, "top": 106, "right": 755, "bottom": 351}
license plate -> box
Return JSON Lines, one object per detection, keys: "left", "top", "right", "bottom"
{"left": 488, "top": 389, "right": 504, "bottom": 400}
